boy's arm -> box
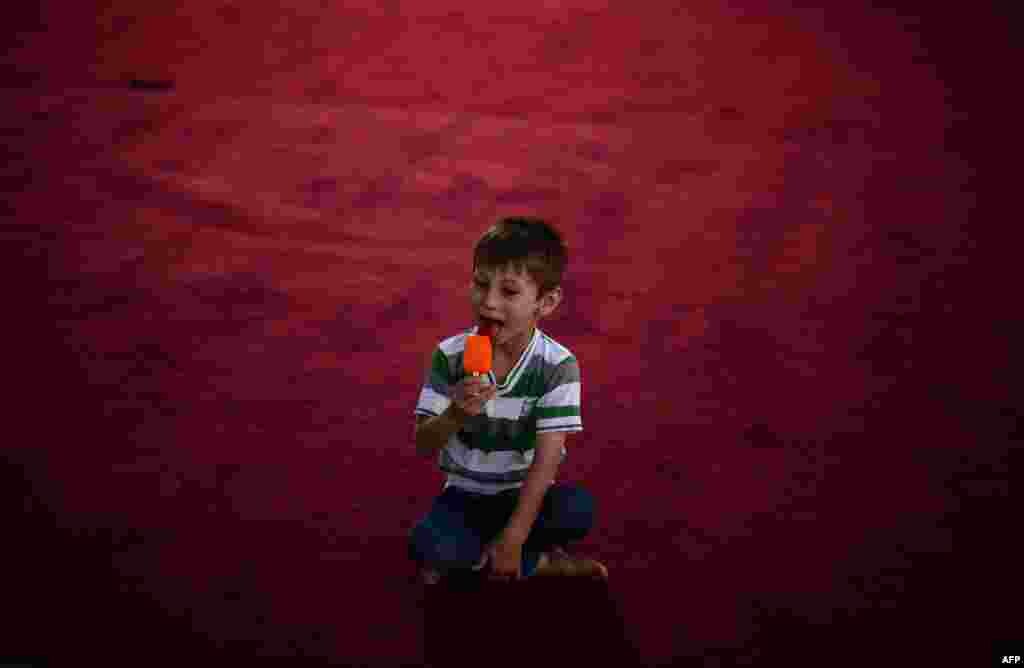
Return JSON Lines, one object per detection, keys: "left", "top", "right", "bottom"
{"left": 413, "top": 346, "right": 465, "bottom": 457}
{"left": 414, "top": 406, "right": 469, "bottom": 458}
{"left": 503, "top": 431, "right": 566, "bottom": 542}
{"left": 503, "top": 355, "right": 583, "bottom": 542}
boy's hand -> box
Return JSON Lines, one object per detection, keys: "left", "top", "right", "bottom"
{"left": 473, "top": 530, "right": 524, "bottom": 582}
{"left": 451, "top": 375, "right": 497, "bottom": 418}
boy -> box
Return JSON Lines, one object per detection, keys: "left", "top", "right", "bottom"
{"left": 409, "top": 217, "right": 608, "bottom": 584}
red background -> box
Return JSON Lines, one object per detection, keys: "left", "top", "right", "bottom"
{"left": 2, "top": 1, "right": 1016, "bottom": 665}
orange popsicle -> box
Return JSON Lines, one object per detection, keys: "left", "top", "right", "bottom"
{"left": 464, "top": 333, "right": 493, "bottom": 377}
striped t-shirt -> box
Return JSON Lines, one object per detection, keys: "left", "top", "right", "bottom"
{"left": 413, "top": 325, "right": 583, "bottom": 495}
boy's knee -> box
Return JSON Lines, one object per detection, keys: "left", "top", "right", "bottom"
{"left": 556, "top": 485, "right": 596, "bottom": 534}
{"left": 409, "top": 519, "right": 469, "bottom": 567}
{"left": 408, "top": 523, "right": 426, "bottom": 562}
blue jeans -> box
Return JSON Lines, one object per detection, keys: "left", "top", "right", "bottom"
{"left": 408, "top": 483, "right": 596, "bottom": 577}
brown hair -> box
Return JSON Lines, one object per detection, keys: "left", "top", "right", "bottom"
{"left": 473, "top": 217, "right": 568, "bottom": 298}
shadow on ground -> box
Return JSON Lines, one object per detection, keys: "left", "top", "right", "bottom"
{"left": 420, "top": 573, "right": 637, "bottom": 667}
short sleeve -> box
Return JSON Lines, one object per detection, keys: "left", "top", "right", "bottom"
{"left": 413, "top": 347, "right": 454, "bottom": 419}
{"left": 535, "top": 356, "right": 583, "bottom": 433}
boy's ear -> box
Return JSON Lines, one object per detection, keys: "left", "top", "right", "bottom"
{"left": 537, "top": 286, "right": 562, "bottom": 318}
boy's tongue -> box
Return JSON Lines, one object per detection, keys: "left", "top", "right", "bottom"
{"left": 479, "top": 319, "right": 499, "bottom": 337}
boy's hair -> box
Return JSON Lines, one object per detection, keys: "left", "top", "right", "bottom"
{"left": 473, "top": 217, "right": 568, "bottom": 298}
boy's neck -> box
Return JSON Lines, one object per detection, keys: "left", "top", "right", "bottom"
{"left": 495, "top": 325, "right": 536, "bottom": 363}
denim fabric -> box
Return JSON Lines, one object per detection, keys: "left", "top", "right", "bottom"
{"left": 409, "top": 483, "right": 595, "bottom": 577}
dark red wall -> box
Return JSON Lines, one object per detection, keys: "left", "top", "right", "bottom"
{"left": 2, "top": 1, "right": 1015, "bottom": 665}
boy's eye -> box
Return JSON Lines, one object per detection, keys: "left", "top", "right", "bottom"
{"left": 474, "top": 280, "right": 518, "bottom": 296}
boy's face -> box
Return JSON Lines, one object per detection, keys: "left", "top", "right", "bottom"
{"left": 470, "top": 262, "right": 560, "bottom": 354}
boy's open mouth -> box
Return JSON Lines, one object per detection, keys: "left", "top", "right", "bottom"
{"left": 479, "top": 316, "right": 502, "bottom": 336}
